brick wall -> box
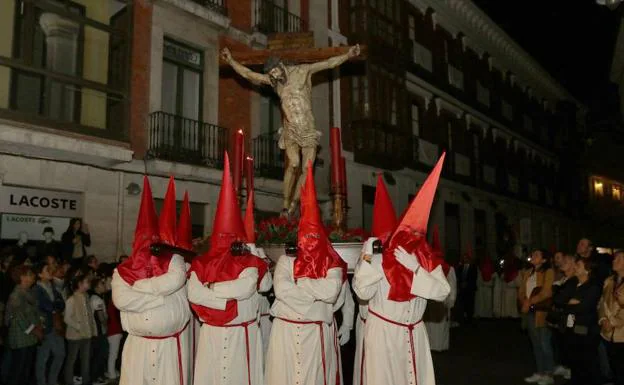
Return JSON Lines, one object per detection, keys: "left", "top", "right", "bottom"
{"left": 129, "top": 0, "right": 152, "bottom": 159}
{"left": 218, "top": 36, "right": 253, "bottom": 154}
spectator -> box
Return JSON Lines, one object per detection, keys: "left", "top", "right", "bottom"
{"left": 552, "top": 251, "right": 564, "bottom": 282}
{"left": 33, "top": 262, "right": 65, "bottom": 385}
{"left": 576, "top": 237, "right": 611, "bottom": 285}
{"left": 61, "top": 218, "right": 91, "bottom": 265}
{"left": 37, "top": 227, "right": 61, "bottom": 262}
{"left": 520, "top": 249, "right": 555, "bottom": 385}
{"left": 563, "top": 256, "right": 602, "bottom": 385}
{"left": 5, "top": 264, "right": 44, "bottom": 385}
{"left": 64, "top": 272, "right": 97, "bottom": 385}
{"left": 599, "top": 250, "right": 624, "bottom": 385}
{"left": 90, "top": 277, "right": 109, "bottom": 385}
{"left": 84, "top": 255, "right": 100, "bottom": 273}
{"left": 549, "top": 253, "right": 577, "bottom": 381}
{"left": 53, "top": 259, "right": 71, "bottom": 301}
{"left": 106, "top": 280, "right": 122, "bottom": 380}
{"left": 455, "top": 250, "right": 478, "bottom": 324}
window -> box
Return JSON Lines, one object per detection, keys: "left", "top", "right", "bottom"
{"left": 411, "top": 103, "right": 420, "bottom": 136}
{"left": 502, "top": 100, "right": 513, "bottom": 120}
{"left": 412, "top": 42, "right": 433, "bottom": 71}
{"left": 5, "top": 0, "right": 130, "bottom": 134}
{"left": 160, "top": 38, "right": 203, "bottom": 150}
{"left": 390, "top": 90, "right": 397, "bottom": 125}
{"left": 612, "top": 185, "right": 621, "bottom": 201}
{"left": 477, "top": 81, "right": 490, "bottom": 106}
{"left": 448, "top": 65, "right": 464, "bottom": 90}
{"left": 523, "top": 114, "right": 533, "bottom": 132}
{"left": 593, "top": 178, "right": 604, "bottom": 197}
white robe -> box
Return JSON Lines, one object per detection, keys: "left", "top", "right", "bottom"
{"left": 352, "top": 300, "right": 368, "bottom": 385}
{"left": 266, "top": 256, "right": 343, "bottom": 385}
{"left": 353, "top": 255, "right": 450, "bottom": 385}
{"left": 112, "top": 255, "right": 192, "bottom": 385}
{"left": 188, "top": 267, "right": 272, "bottom": 385}
{"left": 258, "top": 294, "right": 272, "bottom": 365}
{"left": 492, "top": 273, "right": 503, "bottom": 318}
{"left": 474, "top": 270, "right": 494, "bottom": 318}
{"left": 501, "top": 273, "right": 521, "bottom": 318}
{"left": 333, "top": 280, "right": 355, "bottom": 385}
{"left": 424, "top": 267, "right": 457, "bottom": 352}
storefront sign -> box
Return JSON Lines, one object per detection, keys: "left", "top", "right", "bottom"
{"left": 1, "top": 214, "right": 70, "bottom": 241}
{"left": 0, "top": 186, "right": 83, "bottom": 217}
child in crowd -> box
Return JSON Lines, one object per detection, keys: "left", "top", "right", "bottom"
{"left": 64, "top": 272, "right": 97, "bottom": 385}
{"left": 5, "top": 264, "right": 43, "bottom": 385}
{"left": 90, "top": 277, "right": 109, "bottom": 385}
{"left": 33, "top": 261, "right": 66, "bottom": 385}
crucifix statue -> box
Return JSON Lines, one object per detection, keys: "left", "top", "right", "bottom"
{"left": 221, "top": 44, "right": 361, "bottom": 215}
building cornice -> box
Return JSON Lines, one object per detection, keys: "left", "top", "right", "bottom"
{"left": 409, "top": 0, "right": 583, "bottom": 110}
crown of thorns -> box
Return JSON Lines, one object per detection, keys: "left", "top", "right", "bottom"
{"left": 264, "top": 56, "right": 283, "bottom": 74}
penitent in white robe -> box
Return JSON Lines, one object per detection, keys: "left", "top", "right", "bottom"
{"left": 266, "top": 256, "right": 343, "bottom": 385}
{"left": 112, "top": 255, "right": 192, "bottom": 385}
{"left": 353, "top": 299, "right": 368, "bottom": 385}
{"left": 424, "top": 267, "right": 457, "bottom": 352}
{"left": 258, "top": 294, "right": 272, "bottom": 365}
{"left": 474, "top": 270, "right": 494, "bottom": 319}
{"left": 492, "top": 273, "right": 503, "bottom": 318}
{"left": 501, "top": 274, "right": 521, "bottom": 319}
{"left": 333, "top": 280, "right": 355, "bottom": 385}
{"left": 353, "top": 254, "right": 450, "bottom": 385}
{"left": 188, "top": 267, "right": 272, "bottom": 385}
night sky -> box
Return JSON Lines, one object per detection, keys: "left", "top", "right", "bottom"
{"left": 472, "top": 0, "right": 619, "bottom": 112}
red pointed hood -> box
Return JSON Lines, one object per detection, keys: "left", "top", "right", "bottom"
{"left": 244, "top": 190, "right": 256, "bottom": 243}
{"left": 382, "top": 153, "right": 445, "bottom": 301}
{"left": 372, "top": 174, "right": 397, "bottom": 244}
{"left": 293, "top": 162, "right": 346, "bottom": 281}
{"left": 190, "top": 153, "right": 268, "bottom": 326}
{"left": 177, "top": 191, "right": 193, "bottom": 252}
{"left": 117, "top": 176, "right": 169, "bottom": 285}
{"left": 159, "top": 176, "right": 177, "bottom": 247}
{"left": 480, "top": 256, "right": 494, "bottom": 282}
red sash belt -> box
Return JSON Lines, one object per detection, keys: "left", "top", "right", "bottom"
{"left": 276, "top": 317, "right": 328, "bottom": 385}
{"left": 358, "top": 314, "right": 366, "bottom": 385}
{"left": 208, "top": 318, "right": 258, "bottom": 385}
{"left": 369, "top": 309, "right": 422, "bottom": 384}
{"left": 143, "top": 319, "right": 190, "bottom": 385}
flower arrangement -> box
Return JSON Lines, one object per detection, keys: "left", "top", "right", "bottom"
{"left": 256, "top": 216, "right": 368, "bottom": 245}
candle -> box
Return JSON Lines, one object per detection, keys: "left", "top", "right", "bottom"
{"left": 340, "top": 156, "right": 347, "bottom": 196}
{"left": 232, "top": 129, "right": 244, "bottom": 195}
{"left": 245, "top": 156, "right": 254, "bottom": 194}
{"left": 330, "top": 127, "right": 342, "bottom": 194}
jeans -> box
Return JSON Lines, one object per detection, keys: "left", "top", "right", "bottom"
{"left": 106, "top": 334, "right": 122, "bottom": 378}
{"left": 64, "top": 339, "right": 91, "bottom": 385}
{"left": 90, "top": 335, "right": 108, "bottom": 381}
{"left": 36, "top": 332, "right": 65, "bottom": 385}
{"left": 7, "top": 345, "right": 36, "bottom": 385}
{"left": 527, "top": 313, "right": 555, "bottom": 374}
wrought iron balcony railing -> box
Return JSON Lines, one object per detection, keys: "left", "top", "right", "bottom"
{"left": 351, "top": 119, "right": 410, "bottom": 170}
{"left": 190, "top": 0, "right": 228, "bottom": 16}
{"left": 252, "top": 132, "right": 284, "bottom": 180}
{"left": 147, "top": 111, "right": 227, "bottom": 168}
{"left": 254, "top": 0, "right": 307, "bottom": 34}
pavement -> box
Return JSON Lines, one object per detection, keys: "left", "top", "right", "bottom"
{"left": 340, "top": 318, "right": 570, "bottom": 385}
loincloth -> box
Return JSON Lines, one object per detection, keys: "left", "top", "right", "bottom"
{"left": 278, "top": 126, "right": 321, "bottom": 149}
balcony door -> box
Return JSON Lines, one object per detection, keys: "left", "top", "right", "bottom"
{"left": 160, "top": 38, "right": 203, "bottom": 152}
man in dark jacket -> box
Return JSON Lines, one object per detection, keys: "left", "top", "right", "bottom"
{"left": 455, "top": 252, "right": 478, "bottom": 324}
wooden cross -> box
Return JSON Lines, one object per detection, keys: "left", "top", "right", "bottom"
{"left": 218, "top": 45, "right": 368, "bottom": 66}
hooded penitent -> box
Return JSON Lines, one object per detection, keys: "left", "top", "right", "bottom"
{"left": 382, "top": 153, "right": 445, "bottom": 302}
{"left": 159, "top": 177, "right": 177, "bottom": 248}
{"left": 480, "top": 256, "right": 494, "bottom": 282}
{"left": 117, "top": 176, "right": 171, "bottom": 285}
{"left": 431, "top": 225, "right": 450, "bottom": 276}
{"left": 371, "top": 174, "right": 397, "bottom": 244}
{"left": 293, "top": 161, "right": 347, "bottom": 281}
{"left": 190, "top": 153, "right": 268, "bottom": 326}
{"left": 177, "top": 191, "right": 193, "bottom": 252}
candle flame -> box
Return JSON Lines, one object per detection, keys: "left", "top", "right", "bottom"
{"left": 246, "top": 156, "right": 254, "bottom": 161}
{"left": 237, "top": 129, "right": 243, "bottom": 135}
